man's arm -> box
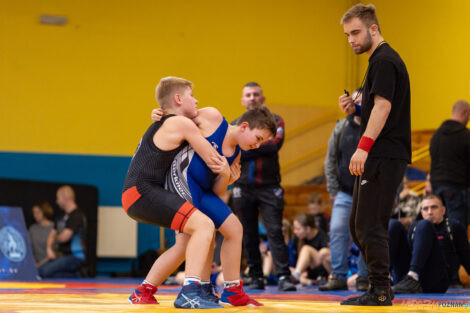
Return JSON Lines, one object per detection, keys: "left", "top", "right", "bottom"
{"left": 349, "top": 95, "right": 391, "bottom": 176}
{"left": 46, "top": 228, "right": 57, "bottom": 260}
{"left": 55, "top": 228, "right": 74, "bottom": 243}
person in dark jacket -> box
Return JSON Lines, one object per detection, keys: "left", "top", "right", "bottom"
{"left": 231, "top": 82, "right": 296, "bottom": 291}
{"left": 321, "top": 88, "right": 368, "bottom": 291}
{"left": 430, "top": 100, "right": 470, "bottom": 226}
{"left": 389, "top": 194, "right": 470, "bottom": 293}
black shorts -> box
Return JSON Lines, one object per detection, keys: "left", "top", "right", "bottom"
{"left": 122, "top": 185, "right": 197, "bottom": 232}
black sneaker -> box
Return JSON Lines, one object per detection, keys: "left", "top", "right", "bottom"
{"left": 201, "top": 283, "right": 219, "bottom": 303}
{"left": 392, "top": 275, "right": 422, "bottom": 294}
{"left": 278, "top": 276, "right": 297, "bottom": 291}
{"left": 356, "top": 276, "right": 369, "bottom": 291}
{"left": 319, "top": 274, "right": 347, "bottom": 291}
{"left": 341, "top": 286, "right": 393, "bottom": 306}
{"left": 245, "top": 277, "right": 265, "bottom": 290}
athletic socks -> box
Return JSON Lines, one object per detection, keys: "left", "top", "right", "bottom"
{"left": 183, "top": 276, "right": 201, "bottom": 286}
{"left": 407, "top": 271, "right": 419, "bottom": 281}
{"left": 293, "top": 270, "right": 302, "bottom": 279}
{"left": 224, "top": 280, "right": 240, "bottom": 289}
{"left": 142, "top": 279, "right": 155, "bottom": 287}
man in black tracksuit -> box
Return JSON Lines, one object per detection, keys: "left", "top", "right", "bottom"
{"left": 340, "top": 4, "right": 411, "bottom": 306}
{"left": 389, "top": 194, "right": 470, "bottom": 294}
{"left": 231, "top": 82, "right": 296, "bottom": 292}
{"left": 430, "top": 100, "right": 470, "bottom": 227}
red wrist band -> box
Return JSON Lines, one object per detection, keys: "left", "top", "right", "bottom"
{"left": 358, "top": 136, "right": 374, "bottom": 152}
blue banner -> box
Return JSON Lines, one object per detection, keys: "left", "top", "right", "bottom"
{"left": 0, "top": 206, "right": 38, "bottom": 281}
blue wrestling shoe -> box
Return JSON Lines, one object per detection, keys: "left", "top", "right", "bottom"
{"left": 201, "top": 283, "right": 220, "bottom": 303}
{"left": 174, "top": 283, "right": 224, "bottom": 309}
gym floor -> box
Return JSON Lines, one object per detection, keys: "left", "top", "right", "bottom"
{"left": 0, "top": 279, "right": 468, "bottom": 313}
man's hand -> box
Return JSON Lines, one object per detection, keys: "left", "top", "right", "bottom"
{"left": 349, "top": 148, "right": 368, "bottom": 176}
{"left": 151, "top": 108, "right": 164, "bottom": 122}
{"left": 339, "top": 93, "right": 356, "bottom": 114}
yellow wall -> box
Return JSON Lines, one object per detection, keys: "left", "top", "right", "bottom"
{"left": 356, "top": 0, "right": 470, "bottom": 130}
{"left": 0, "top": 0, "right": 350, "bottom": 156}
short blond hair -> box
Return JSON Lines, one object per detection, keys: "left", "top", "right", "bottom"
{"left": 155, "top": 76, "right": 193, "bottom": 109}
{"left": 341, "top": 3, "right": 381, "bottom": 34}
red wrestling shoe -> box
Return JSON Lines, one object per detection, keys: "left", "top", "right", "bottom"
{"left": 128, "top": 283, "right": 159, "bottom": 304}
{"left": 220, "top": 281, "right": 263, "bottom": 306}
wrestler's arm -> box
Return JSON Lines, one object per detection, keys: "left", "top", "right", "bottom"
{"left": 212, "top": 167, "right": 231, "bottom": 196}
{"left": 197, "top": 107, "right": 235, "bottom": 195}
{"left": 228, "top": 151, "right": 241, "bottom": 185}
{"left": 349, "top": 95, "right": 391, "bottom": 175}
{"left": 211, "top": 150, "right": 241, "bottom": 196}
{"left": 155, "top": 116, "right": 222, "bottom": 171}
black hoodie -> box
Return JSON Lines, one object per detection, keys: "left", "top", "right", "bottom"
{"left": 430, "top": 119, "right": 470, "bottom": 188}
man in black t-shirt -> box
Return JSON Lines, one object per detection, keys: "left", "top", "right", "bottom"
{"left": 39, "top": 185, "right": 87, "bottom": 278}
{"left": 338, "top": 4, "right": 411, "bottom": 306}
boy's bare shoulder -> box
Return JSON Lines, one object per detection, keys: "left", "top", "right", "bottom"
{"left": 198, "top": 107, "right": 223, "bottom": 123}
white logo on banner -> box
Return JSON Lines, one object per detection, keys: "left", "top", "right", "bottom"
{"left": 0, "top": 226, "right": 26, "bottom": 262}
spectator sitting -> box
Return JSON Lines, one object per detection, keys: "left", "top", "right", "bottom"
{"left": 282, "top": 218, "right": 297, "bottom": 269}
{"left": 291, "top": 214, "right": 331, "bottom": 285}
{"left": 391, "top": 176, "right": 421, "bottom": 230}
{"left": 39, "top": 185, "right": 87, "bottom": 278}
{"left": 389, "top": 194, "right": 470, "bottom": 293}
{"left": 28, "top": 201, "right": 54, "bottom": 267}
{"left": 307, "top": 193, "right": 328, "bottom": 233}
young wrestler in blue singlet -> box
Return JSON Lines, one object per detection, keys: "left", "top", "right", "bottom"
{"left": 167, "top": 106, "right": 276, "bottom": 306}
{"left": 167, "top": 116, "right": 240, "bottom": 229}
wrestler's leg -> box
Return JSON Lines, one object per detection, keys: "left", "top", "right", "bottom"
{"left": 145, "top": 232, "right": 189, "bottom": 286}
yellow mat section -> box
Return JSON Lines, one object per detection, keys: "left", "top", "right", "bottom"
{"left": 0, "top": 282, "right": 65, "bottom": 289}
{"left": 0, "top": 293, "right": 466, "bottom": 313}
